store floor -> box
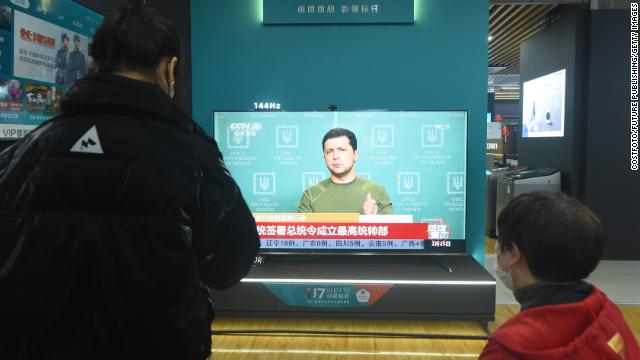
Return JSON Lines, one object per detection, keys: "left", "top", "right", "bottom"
{"left": 211, "top": 306, "right": 640, "bottom": 359}
{"left": 211, "top": 242, "right": 640, "bottom": 359}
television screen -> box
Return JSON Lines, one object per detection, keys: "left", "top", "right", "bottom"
{"left": 213, "top": 110, "right": 468, "bottom": 254}
{"left": 521, "top": 69, "right": 566, "bottom": 138}
{"left": 0, "top": 0, "right": 102, "bottom": 140}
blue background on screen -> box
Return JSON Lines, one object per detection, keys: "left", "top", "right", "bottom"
{"left": 215, "top": 110, "right": 467, "bottom": 240}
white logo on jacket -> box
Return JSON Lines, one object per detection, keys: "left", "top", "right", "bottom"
{"left": 70, "top": 125, "right": 103, "bottom": 154}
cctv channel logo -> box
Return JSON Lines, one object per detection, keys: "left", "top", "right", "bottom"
{"left": 227, "top": 127, "right": 250, "bottom": 149}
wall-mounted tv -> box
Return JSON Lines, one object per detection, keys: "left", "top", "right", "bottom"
{"left": 213, "top": 110, "right": 468, "bottom": 254}
{"left": 521, "top": 68, "right": 566, "bottom": 138}
{"left": 0, "top": 0, "right": 102, "bottom": 140}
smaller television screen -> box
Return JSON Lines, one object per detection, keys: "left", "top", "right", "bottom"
{"left": 521, "top": 69, "right": 566, "bottom": 138}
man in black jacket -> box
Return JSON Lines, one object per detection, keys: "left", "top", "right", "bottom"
{"left": 0, "top": 3, "right": 259, "bottom": 359}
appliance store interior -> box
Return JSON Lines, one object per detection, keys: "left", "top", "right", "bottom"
{"left": 0, "top": 0, "right": 637, "bottom": 358}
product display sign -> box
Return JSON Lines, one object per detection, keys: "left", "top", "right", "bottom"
{"left": 263, "top": 0, "right": 414, "bottom": 24}
{"left": 213, "top": 110, "right": 468, "bottom": 254}
{"left": 522, "top": 69, "right": 566, "bottom": 138}
{"left": 0, "top": 0, "right": 102, "bottom": 139}
{"left": 486, "top": 121, "right": 503, "bottom": 155}
{"left": 264, "top": 284, "right": 393, "bottom": 308}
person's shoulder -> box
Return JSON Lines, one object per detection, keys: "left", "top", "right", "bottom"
{"left": 588, "top": 285, "right": 627, "bottom": 319}
{"left": 486, "top": 309, "right": 550, "bottom": 355}
{"left": 490, "top": 310, "right": 532, "bottom": 338}
{"left": 491, "top": 296, "right": 593, "bottom": 345}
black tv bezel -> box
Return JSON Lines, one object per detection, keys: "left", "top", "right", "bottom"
{"left": 212, "top": 109, "right": 470, "bottom": 256}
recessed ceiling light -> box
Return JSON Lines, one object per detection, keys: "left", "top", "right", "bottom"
{"left": 488, "top": 64, "right": 507, "bottom": 74}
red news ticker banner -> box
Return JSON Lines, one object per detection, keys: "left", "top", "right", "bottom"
{"left": 256, "top": 222, "right": 430, "bottom": 240}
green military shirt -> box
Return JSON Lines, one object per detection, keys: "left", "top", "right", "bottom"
{"left": 298, "top": 176, "right": 394, "bottom": 214}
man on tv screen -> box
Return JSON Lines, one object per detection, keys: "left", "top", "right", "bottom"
{"left": 298, "top": 127, "right": 394, "bottom": 215}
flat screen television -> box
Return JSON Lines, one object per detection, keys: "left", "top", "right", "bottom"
{"left": 0, "top": 0, "right": 102, "bottom": 141}
{"left": 521, "top": 68, "right": 566, "bottom": 138}
{"left": 213, "top": 110, "right": 468, "bottom": 254}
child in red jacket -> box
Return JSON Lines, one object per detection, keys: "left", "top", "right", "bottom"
{"left": 480, "top": 192, "right": 639, "bottom": 360}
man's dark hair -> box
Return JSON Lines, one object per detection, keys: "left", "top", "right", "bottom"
{"left": 61, "top": 33, "right": 69, "bottom": 42}
{"left": 497, "top": 192, "right": 605, "bottom": 282}
{"left": 322, "top": 128, "right": 357, "bottom": 151}
{"left": 89, "top": 1, "right": 180, "bottom": 76}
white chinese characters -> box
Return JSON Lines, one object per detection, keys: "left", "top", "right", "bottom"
{"left": 297, "top": 3, "right": 381, "bottom": 15}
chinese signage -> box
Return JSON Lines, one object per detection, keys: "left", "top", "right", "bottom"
{"left": 255, "top": 221, "right": 429, "bottom": 250}
{"left": 256, "top": 222, "right": 428, "bottom": 239}
{"left": 265, "top": 284, "right": 393, "bottom": 308}
{"left": 263, "top": 0, "right": 414, "bottom": 24}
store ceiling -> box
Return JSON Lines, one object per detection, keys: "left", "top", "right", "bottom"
{"left": 488, "top": 3, "right": 557, "bottom": 75}
{"left": 487, "top": 0, "right": 591, "bottom": 99}
{"left": 488, "top": 0, "right": 585, "bottom": 100}
{"left": 487, "top": 3, "right": 558, "bottom": 99}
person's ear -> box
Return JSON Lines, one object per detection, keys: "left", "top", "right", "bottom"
{"left": 162, "top": 57, "right": 178, "bottom": 98}
{"left": 166, "top": 56, "right": 178, "bottom": 85}
{"left": 503, "top": 243, "right": 522, "bottom": 269}
{"left": 354, "top": 149, "right": 359, "bottom": 161}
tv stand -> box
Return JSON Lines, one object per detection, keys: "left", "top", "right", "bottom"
{"left": 213, "top": 254, "right": 496, "bottom": 322}
{"left": 430, "top": 255, "right": 454, "bottom": 273}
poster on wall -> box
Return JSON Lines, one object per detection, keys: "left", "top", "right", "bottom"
{"left": 521, "top": 68, "right": 566, "bottom": 138}
{"left": 0, "top": 0, "right": 102, "bottom": 140}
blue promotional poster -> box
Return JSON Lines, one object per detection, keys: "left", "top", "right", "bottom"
{"left": 0, "top": 0, "right": 102, "bottom": 139}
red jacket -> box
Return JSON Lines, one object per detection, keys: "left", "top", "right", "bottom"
{"left": 480, "top": 286, "right": 640, "bottom": 360}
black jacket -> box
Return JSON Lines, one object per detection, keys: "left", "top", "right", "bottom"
{"left": 0, "top": 74, "right": 260, "bottom": 360}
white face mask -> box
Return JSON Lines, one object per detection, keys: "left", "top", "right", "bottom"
{"left": 494, "top": 251, "right": 515, "bottom": 290}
